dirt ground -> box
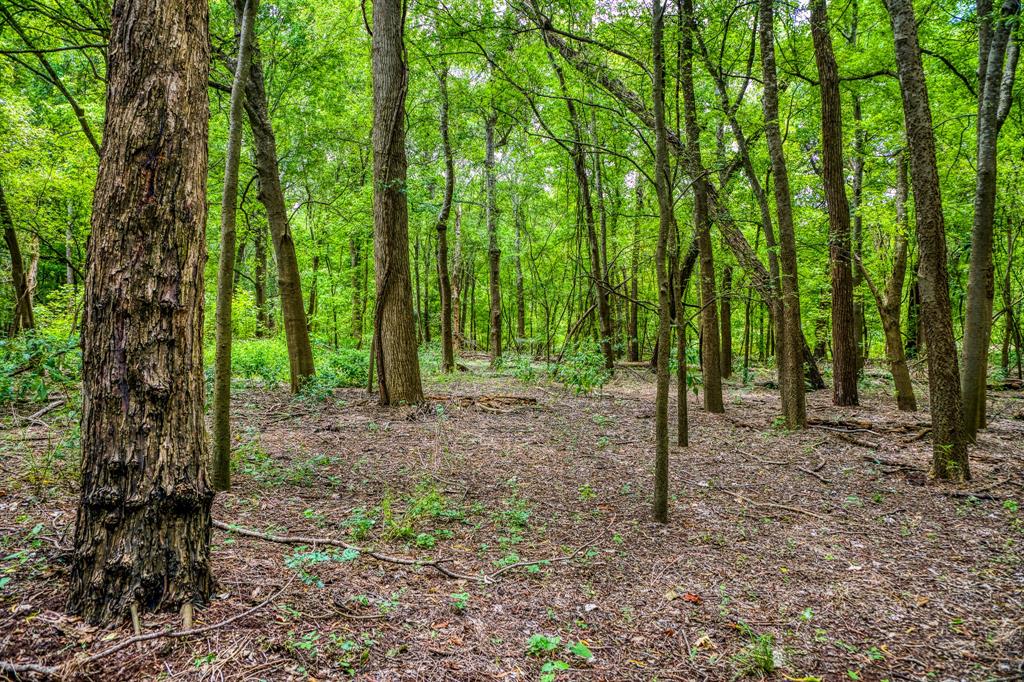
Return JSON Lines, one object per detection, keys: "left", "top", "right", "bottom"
{"left": 1, "top": 363, "right": 1022, "bottom": 681}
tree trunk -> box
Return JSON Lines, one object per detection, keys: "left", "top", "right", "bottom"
{"left": 810, "top": 0, "right": 859, "bottom": 407}
{"left": 961, "top": 0, "right": 1020, "bottom": 438}
{"left": 254, "top": 219, "right": 269, "bottom": 336}
{"left": 628, "top": 185, "right": 642, "bottom": 362}
{"left": 0, "top": 180, "right": 34, "bottom": 334}
{"left": 372, "top": 0, "right": 423, "bottom": 405}
{"left": 860, "top": 154, "right": 916, "bottom": 411}
{"left": 760, "top": 0, "right": 807, "bottom": 428}
{"left": 884, "top": 0, "right": 970, "bottom": 480}
{"left": 212, "top": 0, "right": 258, "bottom": 492}
{"left": 239, "top": 7, "right": 314, "bottom": 392}
{"left": 70, "top": 0, "right": 213, "bottom": 623}
{"left": 351, "top": 233, "right": 363, "bottom": 345}
{"left": 680, "top": 0, "right": 723, "bottom": 414}
{"left": 720, "top": 264, "right": 732, "bottom": 378}
{"left": 513, "top": 199, "right": 526, "bottom": 345}
{"left": 652, "top": 0, "right": 673, "bottom": 523}
{"left": 485, "top": 113, "right": 502, "bottom": 365}
{"left": 452, "top": 206, "right": 463, "bottom": 350}
{"left": 436, "top": 66, "right": 456, "bottom": 372}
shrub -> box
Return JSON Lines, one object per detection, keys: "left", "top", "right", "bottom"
{"left": 552, "top": 344, "right": 610, "bottom": 395}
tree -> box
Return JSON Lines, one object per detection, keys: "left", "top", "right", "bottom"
{"left": 0, "top": 179, "right": 34, "bottom": 334}
{"left": 371, "top": 0, "right": 423, "bottom": 405}
{"left": 237, "top": 0, "right": 315, "bottom": 393}
{"left": 810, "top": 0, "right": 859, "bottom": 407}
{"left": 680, "top": 0, "right": 723, "bottom": 415}
{"left": 212, "top": 0, "right": 259, "bottom": 492}
{"left": 69, "top": 0, "right": 213, "bottom": 623}
{"left": 961, "top": 0, "right": 1021, "bottom": 437}
{"left": 651, "top": 0, "right": 674, "bottom": 524}
{"left": 859, "top": 154, "right": 916, "bottom": 411}
{"left": 759, "top": 0, "right": 807, "bottom": 429}
{"left": 485, "top": 110, "right": 502, "bottom": 366}
{"left": 883, "top": 0, "right": 969, "bottom": 480}
{"left": 436, "top": 65, "right": 457, "bottom": 373}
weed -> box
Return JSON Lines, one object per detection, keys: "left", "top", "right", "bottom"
{"left": 526, "top": 633, "right": 561, "bottom": 657}
{"left": 732, "top": 622, "right": 775, "bottom": 678}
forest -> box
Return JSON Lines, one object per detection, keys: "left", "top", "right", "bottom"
{"left": 0, "top": 0, "right": 1022, "bottom": 678}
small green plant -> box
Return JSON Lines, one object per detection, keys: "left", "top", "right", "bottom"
{"left": 551, "top": 345, "right": 610, "bottom": 395}
{"left": 450, "top": 592, "right": 470, "bottom": 611}
{"left": 567, "top": 640, "right": 594, "bottom": 662}
{"left": 284, "top": 546, "right": 360, "bottom": 587}
{"left": 578, "top": 483, "right": 596, "bottom": 501}
{"left": 540, "top": 660, "right": 570, "bottom": 682}
{"left": 414, "top": 532, "right": 436, "bottom": 549}
{"left": 526, "top": 633, "right": 561, "bottom": 657}
{"left": 732, "top": 622, "right": 775, "bottom": 677}
{"left": 344, "top": 507, "right": 377, "bottom": 540}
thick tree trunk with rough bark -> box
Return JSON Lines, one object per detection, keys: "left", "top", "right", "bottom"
{"left": 810, "top": 0, "right": 859, "bottom": 407}
{"left": 372, "top": 0, "right": 423, "bottom": 405}
{"left": 0, "top": 180, "right": 33, "bottom": 334}
{"left": 213, "top": 0, "right": 258, "bottom": 492}
{"left": 884, "top": 0, "right": 969, "bottom": 480}
{"left": 69, "top": 0, "right": 213, "bottom": 624}
{"left": 485, "top": 113, "right": 502, "bottom": 365}
{"left": 238, "top": 4, "right": 314, "bottom": 392}
{"left": 652, "top": 0, "right": 673, "bottom": 523}
{"left": 436, "top": 67, "right": 456, "bottom": 373}
{"left": 961, "top": 0, "right": 1020, "bottom": 438}
{"left": 760, "top": 0, "right": 807, "bottom": 428}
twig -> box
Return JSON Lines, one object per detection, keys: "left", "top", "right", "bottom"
{"left": 486, "top": 541, "right": 597, "bottom": 580}
{"left": 0, "top": 580, "right": 290, "bottom": 679}
{"left": 719, "top": 490, "right": 832, "bottom": 522}
{"left": 213, "top": 519, "right": 483, "bottom": 582}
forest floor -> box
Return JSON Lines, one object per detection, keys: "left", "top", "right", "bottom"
{"left": 1, "top": 361, "right": 1023, "bottom": 681}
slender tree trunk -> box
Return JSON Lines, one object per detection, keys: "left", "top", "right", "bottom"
{"left": 212, "top": 0, "right": 258, "bottom": 492}
{"left": 254, "top": 219, "right": 269, "bottom": 336}
{"left": 513, "top": 199, "right": 526, "bottom": 344}
{"left": 351, "top": 233, "right": 363, "bottom": 345}
{"left": 0, "top": 180, "right": 34, "bottom": 334}
{"left": 884, "top": 0, "right": 970, "bottom": 480}
{"left": 372, "top": 0, "right": 423, "bottom": 405}
{"left": 414, "top": 234, "right": 423, "bottom": 344}
{"left": 485, "top": 113, "right": 502, "bottom": 365}
{"left": 852, "top": 94, "right": 868, "bottom": 370}
{"left": 860, "top": 154, "right": 917, "bottom": 411}
{"left": 681, "top": 0, "right": 723, "bottom": 414}
{"left": 652, "top": 0, "right": 673, "bottom": 523}
{"left": 810, "top": 0, "right": 859, "bottom": 407}
{"left": 70, "top": 0, "right": 213, "bottom": 623}
{"left": 436, "top": 66, "right": 456, "bottom": 372}
{"left": 628, "top": 185, "right": 642, "bottom": 361}
{"left": 452, "top": 207, "right": 463, "bottom": 350}
{"left": 720, "top": 265, "right": 732, "bottom": 378}
{"left": 961, "top": 0, "right": 1021, "bottom": 437}
{"left": 760, "top": 0, "right": 807, "bottom": 428}
{"left": 238, "top": 6, "right": 314, "bottom": 392}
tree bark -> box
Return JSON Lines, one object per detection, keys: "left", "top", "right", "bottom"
{"left": 238, "top": 5, "right": 314, "bottom": 392}
{"left": 860, "top": 154, "right": 916, "bottom": 411}
{"left": 371, "top": 0, "right": 423, "bottom": 405}
{"left": 810, "top": 0, "right": 859, "bottom": 407}
{"left": 0, "top": 180, "right": 34, "bottom": 334}
{"left": 680, "top": 0, "right": 723, "bottom": 414}
{"left": 720, "top": 264, "right": 732, "bottom": 378}
{"left": 70, "top": 0, "right": 213, "bottom": 623}
{"left": 452, "top": 206, "right": 463, "bottom": 350}
{"left": 961, "top": 0, "right": 1020, "bottom": 437}
{"left": 436, "top": 66, "right": 456, "bottom": 372}
{"left": 628, "top": 184, "right": 642, "bottom": 362}
{"left": 884, "top": 0, "right": 970, "bottom": 480}
{"left": 652, "top": 0, "right": 673, "bottom": 523}
{"left": 212, "top": 0, "right": 258, "bottom": 492}
{"left": 760, "top": 0, "right": 807, "bottom": 428}
{"left": 485, "top": 112, "right": 502, "bottom": 365}
{"left": 513, "top": 199, "right": 527, "bottom": 345}
{"left": 350, "top": 233, "right": 363, "bottom": 346}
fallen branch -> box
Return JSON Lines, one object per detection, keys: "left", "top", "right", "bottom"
{"left": 213, "top": 519, "right": 484, "bottom": 582}
{"left": 487, "top": 541, "right": 597, "bottom": 580}
{"left": 720, "top": 490, "right": 832, "bottom": 522}
{"left": 0, "top": 580, "right": 290, "bottom": 679}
